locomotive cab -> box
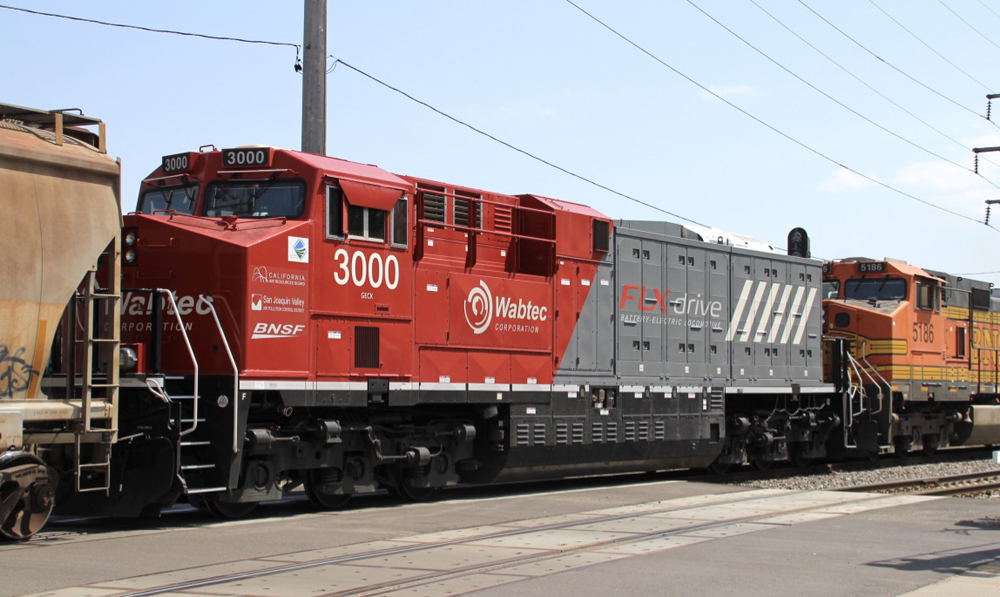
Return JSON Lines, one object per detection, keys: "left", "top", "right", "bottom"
{"left": 823, "top": 259, "right": 975, "bottom": 455}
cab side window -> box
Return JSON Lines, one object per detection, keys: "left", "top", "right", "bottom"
{"left": 326, "top": 185, "right": 344, "bottom": 239}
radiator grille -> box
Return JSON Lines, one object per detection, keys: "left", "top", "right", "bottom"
{"left": 354, "top": 326, "right": 380, "bottom": 369}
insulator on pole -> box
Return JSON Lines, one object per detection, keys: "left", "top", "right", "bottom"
{"left": 975, "top": 154, "right": 979, "bottom": 174}
{"left": 986, "top": 204, "right": 991, "bottom": 226}
{"left": 988, "top": 99, "right": 993, "bottom": 121}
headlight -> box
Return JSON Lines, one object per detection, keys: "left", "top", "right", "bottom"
{"left": 124, "top": 249, "right": 137, "bottom": 264}
{"left": 124, "top": 231, "right": 137, "bottom": 246}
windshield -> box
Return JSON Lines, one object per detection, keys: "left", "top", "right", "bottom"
{"left": 844, "top": 277, "right": 907, "bottom": 301}
{"left": 822, "top": 280, "right": 840, "bottom": 299}
{"left": 138, "top": 184, "right": 198, "bottom": 215}
{"left": 204, "top": 180, "right": 305, "bottom": 218}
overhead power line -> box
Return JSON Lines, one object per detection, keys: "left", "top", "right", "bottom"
{"left": 0, "top": 4, "right": 300, "bottom": 50}
{"left": 331, "top": 58, "right": 704, "bottom": 226}
{"left": 0, "top": 2, "right": 704, "bottom": 227}
{"left": 935, "top": 0, "right": 1000, "bottom": 55}
{"left": 687, "top": 0, "right": 1000, "bottom": 193}
{"left": 868, "top": 0, "right": 991, "bottom": 92}
{"left": 751, "top": 0, "right": 1000, "bottom": 173}
{"left": 796, "top": 0, "right": 997, "bottom": 127}
{"left": 562, "top": 0, "right": 989, "bottom": 228}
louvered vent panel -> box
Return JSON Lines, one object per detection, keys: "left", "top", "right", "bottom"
{"left": 494, "top": 206, "right": 513, "bottom": 233}
{"left": 572, "top": 423, "right": 585, "bottom": 444}
{"left": 533, "top": 423, "right": 546, "bottom": 445}
{"left": 515, "top": 423, "right": 530, "bottom": 446}
{"left": 556, "top": 422, "right": 569, "bottom": 445}
{"left": 421, "top": 192, "right": 446, "bottom": 223}
{"left": 654, "top": 420, "right": 666, "bottom": 441}
{"left": 639, "top": 420, "right": 650, "bottom": 442}
{"left": 592, "top": 422, "right": 603, "bottom": 444}
{"left": 625, "top": 420, "right": 636, "bottom": 443}
{"left": 354, "top": 326, "right": 380, "bottom": 369}
{"left": 607, "top": 422, "right": 618, "bottom": 443}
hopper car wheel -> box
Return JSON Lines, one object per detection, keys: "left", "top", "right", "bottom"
{"left": 749, "top": 455, "right": 772, "bottom": 471}
{"left": 304, "top": 470, "right": 351, "bottom": 510}
{"left": 0, "top": 452, "right": 55, "bottom": 541}
{"left": 204, "top": 499, "right": 258, "bottom": 520}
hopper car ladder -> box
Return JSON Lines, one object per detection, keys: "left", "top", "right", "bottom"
{"left": 68, "top": 244, "right": 121, "bottom": 493}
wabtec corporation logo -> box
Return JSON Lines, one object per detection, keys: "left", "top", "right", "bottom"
{"left": 463, "top": 280, "right": 548, "bottom": 335}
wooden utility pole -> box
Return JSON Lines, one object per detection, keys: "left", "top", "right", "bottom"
{"left": 302, "top": 0, "right": 327, "bottom": 155}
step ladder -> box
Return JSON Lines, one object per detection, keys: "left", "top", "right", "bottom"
{"left": 71, "top": 243, "right": 120, "bottom": 493}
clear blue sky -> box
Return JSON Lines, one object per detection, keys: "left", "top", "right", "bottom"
{"left": 5, "top": 1, "right": 1000, "bottom": 284}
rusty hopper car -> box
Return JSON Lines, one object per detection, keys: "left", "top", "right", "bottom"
{"left": 0, "top": 104, "right": 121, "bottom": 539}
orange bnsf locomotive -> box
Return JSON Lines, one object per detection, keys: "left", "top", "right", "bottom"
{"left": 5, "top": 105, "right": 1000, "bottom": 540}
{"left": 823, "top": 259, "right": 1000, "bottom": 457}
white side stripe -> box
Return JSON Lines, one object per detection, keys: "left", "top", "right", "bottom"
{"left": 792, "top": 287, "right": 817, "bottom": 345}
{"left": 738, "top": 282, "right": 769, "bottom": 343}
{"left": 725, "top": 280, "right": 754, "bottom": 342}
{"left": 754, "top": 283, "right": 780, "bottom": 340}
{"left": 767, "top": 284, "right": 794, "bottom": 343}
{"left": 781, "top": 286, "right": 806, "bottom": 344}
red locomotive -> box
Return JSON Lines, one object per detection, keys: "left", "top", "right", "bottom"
{"left": 5, "top": 106, "right": 1000, "bottom": 540}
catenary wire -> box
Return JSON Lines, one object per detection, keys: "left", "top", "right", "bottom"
{"left": 563, "top": 0, "right": 989, "bottom": 228}
{"left": 869, "top": 0, "right": 992, "bottom": 92}
{"left": 796, "top": 0, "right": 996, "bottom": 127}
{"left": 688, "top": 0, "right": 1000, "bottom": 192}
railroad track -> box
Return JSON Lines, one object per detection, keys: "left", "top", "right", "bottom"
{"left": 697, "top": 447, "right": 998, "bottom": 487}
{"left": 841, "top": 470, "right": 1000, "bottom": 497}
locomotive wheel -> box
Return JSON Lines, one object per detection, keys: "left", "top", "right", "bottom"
{"left": 749, "top": 455, "right": 772, "bottom": 471}
{"left": 790, "top": 448, "right": 813, "bottom": 469}
{"left": 204, "top": 499, "right": 258, "bottom": 520}
{"left": 304, "top": 470, "right": 351, "bottom": 510}
{"left": 0, "top": 452, "right": 55, "bottom": 541}
{"left": 707, "top": 457, "right": 731, "bottom": 475}
{"left": 388, "top": 472, "right": 439, "bottom": 502}
{"left": 922, "top": 435, "right": 940, "bottom": 456}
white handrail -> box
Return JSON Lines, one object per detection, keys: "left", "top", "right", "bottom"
{"left": 198, "top": 296, "right": 240, "bottom": 454}
{"left": 157, "top": 289, "right": 199, "bottom": 437}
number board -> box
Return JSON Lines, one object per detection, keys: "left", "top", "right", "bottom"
{"left": 222, "top": 147, "right": 272, "bottom": 168}
{"left": 857, "top": 262, "right": 887, "bottom": 274}
{"left": 162, "top": 152, "right": 195, "bottom": 174}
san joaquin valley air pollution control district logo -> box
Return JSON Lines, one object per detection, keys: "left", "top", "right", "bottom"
{"left": 464, "top": 280, "right": 493, "bottom": 335}
{"left": 288, "top": 236, "right": 309, "bottom": 263}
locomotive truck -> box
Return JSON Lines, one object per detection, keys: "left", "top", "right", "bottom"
{"left": 3, "top": 103, "right": 1000, "bottom": 540}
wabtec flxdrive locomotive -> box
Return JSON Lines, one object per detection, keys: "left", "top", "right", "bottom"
{"left": 5, "top": 106, "right": 1000, "bottom": 540}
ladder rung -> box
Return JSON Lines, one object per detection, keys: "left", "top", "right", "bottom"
{"left": 185, "top": 487, "right": 228, "bottom": 495}
{"left": 182, "top": 441, "right": 212, "bottom": 447}
{"left": 181, "top": 464, "right": 215, "bottom": 471}
{"left": 78, "top": 461, "right": 111, "bottom": 470}
{"left": 88, "top": 383, "right": 119, "bottom": 389}
{"left": 90, "top": 293, "right": 119, "bottom": 300}
{"left": 180, "top": 419, "right": 205, "bottom": 424}
{"left": 90, "top": 338, "right": 120, "bottom": 344}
